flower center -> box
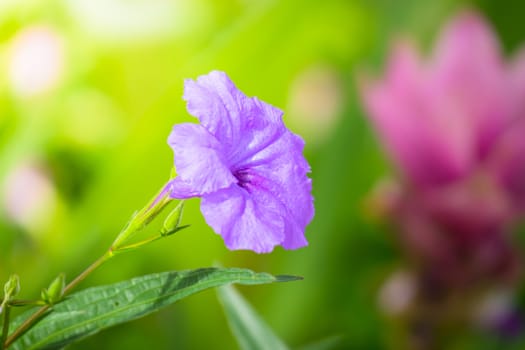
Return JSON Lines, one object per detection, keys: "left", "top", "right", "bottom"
{"left": 233, "top": 168, "right": 253, "bottom": 192}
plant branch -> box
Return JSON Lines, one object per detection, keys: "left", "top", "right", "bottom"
{"left": 4, "top": 251, "right": 113, "bottom": 348}
{"left": 1, "top": 305, "right": 11, "bottom": 349}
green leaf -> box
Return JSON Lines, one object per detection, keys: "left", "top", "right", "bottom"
{"left": 9, "top": 268, "right": 299, "bottom": 350}
{"left": 217, "top": 284, "right": 290, "bottom": 350}
{"left": 296, "top": 335, "right": 343, "bottom": 350}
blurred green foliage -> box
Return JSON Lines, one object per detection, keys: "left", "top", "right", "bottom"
{"left": 0, "top": 0, "right": 524, "bottom": 349}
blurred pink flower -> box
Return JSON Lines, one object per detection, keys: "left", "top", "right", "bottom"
{"left": 2, "top": 162, "right": 57, "bottom": 233}
{"left": 362, "top": 11, "right": 525, "bottom": 285}
{"left": 7, "top": 26, "right": 65, "bottom": 98}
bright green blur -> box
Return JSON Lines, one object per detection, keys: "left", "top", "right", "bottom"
{"left": 0, "top": 0, "right": 523, "bottom": 349}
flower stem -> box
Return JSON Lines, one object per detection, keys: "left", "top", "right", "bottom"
{"left": 111, "top": 184, "right": 172, "bottom": 249}
{"left": 114, "top": 235, "right": 163, "bottom": 253}
{"left": 4, "top": 251, "right": 113, "bottom": 348}
{"left": 7, "top": 300, "right": 46, "bottom": 307}
{"left": 1, "top": 305, "right": 11, "bottom": 349}
{"left": 4, "top": 182, "right": 176, "bottom": 348}
{"left": 63, "top": 250, "right": 113, "bottom": 295}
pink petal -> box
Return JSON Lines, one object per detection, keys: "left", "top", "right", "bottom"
{"left": 509, "top": 47, "right": 525, "bottom": 114}
{"left": 362, "top": 43, "right": 472, "bottom": 185}
{"left": 431, "top": 11, "right": 512, "bottom": 158}
{"left": 488, "top": 122, "right": 525, "bottom": 211}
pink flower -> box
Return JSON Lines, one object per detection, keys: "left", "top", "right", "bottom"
{"left": 362, "top": 11, "right": 525, "bottom": 285}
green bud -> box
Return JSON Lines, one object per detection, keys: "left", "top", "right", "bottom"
{"left": 3, "top": 274, "right": 20, "bottom": 299}
{"left": 112, "top": 185, "right": 173, "bottom": 249}
{"left": 1, "top": 275, "right": 20, "bottom": 314}
{"left": 161, "top": 201, "right": 184, "bottom": 236}
{"left": 40, "top": 289, "right": 50, "bottom": 304}
{"left": 41, "top": 273, "right": 66, "bottom": 305}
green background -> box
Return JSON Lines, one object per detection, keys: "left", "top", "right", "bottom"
{"left": 0, "top": 0, "right": 523, "bottom": 348}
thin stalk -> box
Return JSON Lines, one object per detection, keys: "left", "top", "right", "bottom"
{"left": 8, "top": 300, "right": 46, "bottom": 307}
{"left": 4, "top": 183, "right": 176, "bottom": 348}
{"left": 1, "top": 305, "right": 10, "bottom": 349}
{"left": 114, "top": 235, "right": 163, "bottom": 253}
{"left": 4, "top": 251, "right": 113, "bottom": 348}
{"left": 111, "top": 185, "right": 172, "bottom": 249}
{"left": 63, "top": 250, "right": 113, "bottom": 295}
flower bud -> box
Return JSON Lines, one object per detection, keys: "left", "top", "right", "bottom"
{"left": 161, "top": 201, "right": 184, "bottom": 236}
{"left": 3, "top": 274, "right": 20, "bottom": 299}
{"left": 41, "top": 273, "right": 66, "bottom": 305}
{"left": 1, "top": 275, "right": 20, "bottom": 314}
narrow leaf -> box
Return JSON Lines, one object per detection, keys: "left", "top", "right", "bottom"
{"left": 217, "top": 284, "right": 289, "bottom": 350}
{"left": 297, "top": 335, "right": 343, "bottom": 350}
{"left": 9, "top": 268, "right": 298, "bottom": 350}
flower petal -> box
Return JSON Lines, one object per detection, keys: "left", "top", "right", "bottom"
{"left": 227, "top": 97, "right": 284, "bottom": 167}
{"left": 489, "top": 122, "right": 525, "bottom": 211}
{"left": 201, "top": 185, "right": 285, "bottom": 253}
{"left": 183, "top": 70, "right": 284, "bottom": 165}
{"left": 236, "top": 130, "right": 313, "bottom": 249}
{"left": 174, "top": 70, "right": 314, "bottom": 253}
{"left": 362, "top": 43, "right": 473, "bottom": 185}
{"left": 432, "top": 11, "right": 512, "bottom": 158}
{"left": 183, "top": 71, "right": 245, "bottom": 149}
{"left": 168, "top": 177, "right": 202, "bottom": 199}
{"left": 510, "top": 47, "right": 525, "bottom": 115}
{"left": 168, "top": 123, "right": 236, "bottom": 197}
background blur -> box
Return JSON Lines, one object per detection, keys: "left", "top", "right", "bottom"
{"left": 0, "top": 0, "right": 524, "bottom": 349}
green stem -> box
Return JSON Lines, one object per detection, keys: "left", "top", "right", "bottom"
{"left": 114, "top": 235, "right": 163, "bottom": 253}
{"left": 4, "top": 251, "right": 113, "bottom": 348}
{"left": 63, "top": 251, "right": 113, "bottom": 295}
{"left": 1, "top": 305, "right": 10, "bottom": 349}
{"left": 112, "top": 185, "right": 172, "bottom": 249}
{"left": 8, "top": 300, "right": 46, "bottom": 307}
{"left": 4, "top": 183, "right": 176, "bottom": 348}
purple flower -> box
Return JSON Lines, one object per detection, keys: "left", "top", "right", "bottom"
{"left": 167, "top": 71, "right": 314, "bottom": 253}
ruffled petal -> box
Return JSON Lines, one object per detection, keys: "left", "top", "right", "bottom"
{"left": 174, "top": 71, "right": 314, "bottom": 253}
{"left": 201, "top": 185, "right": 285, "bottom": 253}
{"left": 184, "top": 71, "right": 284, "bottom": 165}
{"left": 235, "top": 129, "right": 313, "bottom": 249}
{"left": 183, "top": 71, "right": 242, "bottom": 149}
{"left": 227, "top": 97, "right": 284, "bottom": 167}
{"left": 167, "top": 123, "right": 236, "bottom": 197}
